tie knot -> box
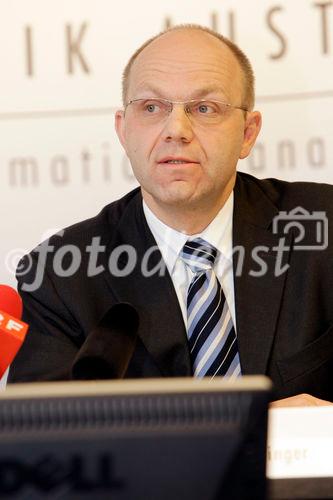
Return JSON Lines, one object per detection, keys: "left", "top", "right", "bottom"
{"left": 180, "top": 238, "right": 218, "bottom": 273}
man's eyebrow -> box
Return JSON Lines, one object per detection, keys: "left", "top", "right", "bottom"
{"left": 190, "top": 87, "right": 221, "bottom": 97}
{"left": 189, "top": 87, "right": 230, "bottom": 100}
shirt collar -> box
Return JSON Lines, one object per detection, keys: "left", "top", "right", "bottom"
{"left": 143, "top": 192, "right": 234, "bottom": 275}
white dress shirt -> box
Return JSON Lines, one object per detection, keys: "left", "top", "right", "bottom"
{"left": 143, "top": 193, "right": 236, "bottom": 331}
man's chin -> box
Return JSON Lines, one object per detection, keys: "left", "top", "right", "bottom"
{"left": 155, "top": 193, "right": 204, "bottom": 210}
{"left": 142, "top": 183, "right": 207, "bottom": 210}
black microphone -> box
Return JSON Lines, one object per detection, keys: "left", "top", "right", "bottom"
{"left": 71, "top": 302, "right": 139, "bottom": 380}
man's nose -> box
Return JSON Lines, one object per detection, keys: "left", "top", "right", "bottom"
{"left": 161, "top": 104, "right": 194, "bottom": 143}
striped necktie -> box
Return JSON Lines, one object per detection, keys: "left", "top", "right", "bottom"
{"left": 180, "top": 238, "right": 241, "bottom": 378}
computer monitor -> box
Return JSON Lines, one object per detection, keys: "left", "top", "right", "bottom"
{"left": 0, "top": 376, "right": 271, "bottom": 500}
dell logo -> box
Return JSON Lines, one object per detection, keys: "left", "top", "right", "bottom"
{"left": 0, "top": 453, "right": 124, "bottom": 495}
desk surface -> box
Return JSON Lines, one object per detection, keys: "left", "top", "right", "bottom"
{"left": 269, "top": 477, "right": 333, "bottom": 499}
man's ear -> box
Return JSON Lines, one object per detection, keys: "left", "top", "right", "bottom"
{"left": 239, "top": 111, "right": 262, "bottom": 159}
{"left": 115, "top": 109, "right": 127, "bottom": 150}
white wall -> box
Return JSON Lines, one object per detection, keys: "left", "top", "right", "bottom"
{"left": 0, "top": 0, "right": 332, "bottom": 286}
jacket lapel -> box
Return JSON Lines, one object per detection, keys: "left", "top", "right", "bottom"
{"left": 233, "top": 174, "right": 293, "bottom": 375}
{"left": 102, "top": 192, "right": 192, "bottom": 377}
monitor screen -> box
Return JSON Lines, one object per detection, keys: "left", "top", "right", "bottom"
{"left": 0, "top": 376, "right": 271, "bottom": 500}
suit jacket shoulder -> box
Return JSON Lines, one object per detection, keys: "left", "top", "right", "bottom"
{"left": 236, "top": 171, "right": 333, "bottom": 212}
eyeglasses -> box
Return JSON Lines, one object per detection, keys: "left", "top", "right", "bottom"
{"left": 124, "top": 98, "right": 248, "bottom": 126}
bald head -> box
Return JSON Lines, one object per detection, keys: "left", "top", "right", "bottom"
{"left": 122, "top": 24, "right": 255, "bottom": 110}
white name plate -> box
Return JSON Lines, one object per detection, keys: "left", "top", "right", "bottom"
{"left": 267, "top": 406, "right": 333, "bottom": 479}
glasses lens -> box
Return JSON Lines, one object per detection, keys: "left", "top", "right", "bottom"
{"left": 130, "top": 99, "right": 170, "bottom": 123}
{"left": 188, "top": 101, "right": 230, "bottom": 124}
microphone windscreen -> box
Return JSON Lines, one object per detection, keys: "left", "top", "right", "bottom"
{"left": 71, "top": 302, "right": 139, "bottom": 380}
{"left": 0, "top": 285, "right": 22, "bottom": 319}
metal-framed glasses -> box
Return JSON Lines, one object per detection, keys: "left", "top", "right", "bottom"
{"left": 124, "top": 98, "right": 248, "bottom": 126}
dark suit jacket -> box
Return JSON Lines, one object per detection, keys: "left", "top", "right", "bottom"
{"left": 9, "top": 172, "right": 333, "bottom": 401}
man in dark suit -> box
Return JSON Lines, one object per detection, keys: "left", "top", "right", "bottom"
{"left": 9, "top": 25, "right": 333, "bottom": 406}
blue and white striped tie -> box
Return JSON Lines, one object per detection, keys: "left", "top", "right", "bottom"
{"left": 181, "top": 238, "right": 241, "bottom": 378}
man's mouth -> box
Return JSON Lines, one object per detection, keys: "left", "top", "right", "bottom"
{"left": 158, "top": 157, "right": 198, "bottom": 165}
{"left": 165, "top": 160, "right": 190, "bottom": 164}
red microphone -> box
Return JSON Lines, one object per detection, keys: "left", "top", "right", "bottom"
{"left": 0, "top": 285, "right": 28, "bottom": 378}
